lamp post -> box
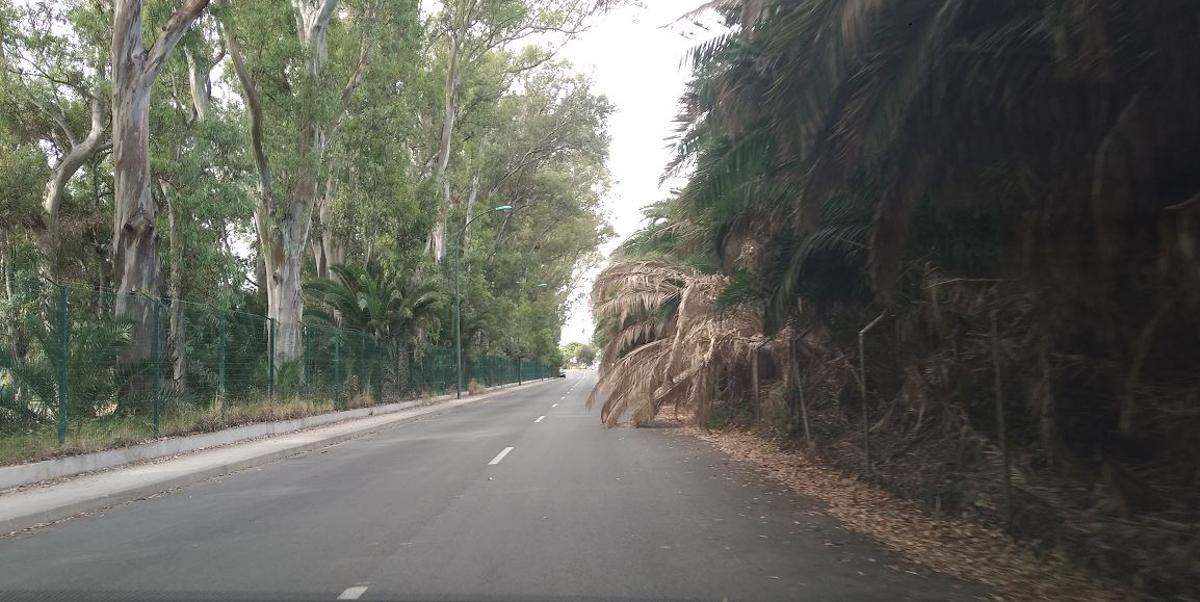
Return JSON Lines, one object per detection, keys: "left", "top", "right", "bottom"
{"left": 514, "top": 283, "right": 549, "bottom": 386}
{"left": 454, "top": 205, "right": 513, "bottom": 398}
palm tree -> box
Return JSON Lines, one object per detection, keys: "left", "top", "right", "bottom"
{"left": 588, "top": 260, "right": 773, "bottom": 427}
{"left": 594, "top": 4, "right": 1200, "bottom": 592}
{"left": 306, "top": 263, "right": 446, "bottom": 393}
{"left": 307, "top": 263, "right": 444, "bottom": 339}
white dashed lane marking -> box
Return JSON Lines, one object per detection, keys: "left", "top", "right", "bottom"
{"left": 488, "top": 446, "right": 514, "bottom": 465}
{"left": 338, "top": 586, "right": 368, "bottom": 600}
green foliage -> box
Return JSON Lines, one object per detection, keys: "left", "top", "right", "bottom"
{"left": 0, "top": 0, "right": 611, "bottom": 449}
{"left": 306, "top": 262, "right": 446, "bottom": 343}
{"left": 0, "top": 138, "right": 47, "bottom": 227}
{"left": 560, "top": 341, "right": 596, "bottom": 367}
{"left": 601, "top": 1, "right": 1200, "bottom": 594}
{"left": 0, "top": 297, "right": 132, "bottom": 430}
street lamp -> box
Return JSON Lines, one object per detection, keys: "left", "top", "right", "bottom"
{"left": 453, "top": 205, "right": 513, "bottom": 398}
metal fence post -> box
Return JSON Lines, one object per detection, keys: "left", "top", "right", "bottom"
{"left": 858, "top": 312, "right": 886, "bottom": 476}
{"left": 218, "top": 311, "right": 227, "bottom": 417}
{"left": 152, "top": 298, "right": 163, "bottom": 435}
{"left": 333, "top": 338, "right": 341, "bottom": 406}
{"left": 267, "top": 317, "right": 276, "bottom": 402}
{"left": 359, "top": 334, "right": 366, "bottom": 398}
{"left": 55, "top": 285, "right": 69, "bottom": 445}
{"left": 991, "top": 309, "right": 1012, "bottom": 526}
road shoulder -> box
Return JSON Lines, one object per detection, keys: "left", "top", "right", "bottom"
{"left": 0, "top": 381, "right": 548, "bottom": 535}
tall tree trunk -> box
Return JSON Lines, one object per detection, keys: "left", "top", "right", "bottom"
{"left": 461, "top": 173, "right": 482, "bottom": 249}
{"left": 228, "top": 22, "right": 303, "bottom": 369}
{"left": 185, "top": 48, "right": 212, "bottom": 122}
{"left": 164, "top": 43, "right": 219, "bottom": 384}
{"left": 110, "top": 0, "right": 210, "bottom": 361}
{"left": 2, "top": 231, "right": 13, "bottom": 357}
{"left": 111, "top": 80, "right": 160, "bottom": 361}
{"left": 430, "top": 20, "right": 463, "bottom": 261}
{"left": 165, "top": 194, "right": 186, "bottom": 383}
{"left": 227, "top": 0, "right": 358, "bottom": 367}
{"left": 312, "top": 172, "right": 346, "bottom": 280}
{"left": 258, "top": 210, "right": 311, "bottom": 366}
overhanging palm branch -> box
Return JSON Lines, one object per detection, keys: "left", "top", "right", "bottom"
{"left": 588, "top": 260, "right": 777, "bottom": 426}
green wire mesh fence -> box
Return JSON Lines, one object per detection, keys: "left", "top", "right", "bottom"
{"left": 0, "top": 284, "right": 557, "bottom": 448}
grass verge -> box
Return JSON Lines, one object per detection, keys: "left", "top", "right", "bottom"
{"left": 0, "top": 397, "right": 344, "bottom": 467}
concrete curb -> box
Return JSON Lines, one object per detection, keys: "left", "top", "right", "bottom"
{"left": 0, "top": 379, "right": 551, "bottom": 534}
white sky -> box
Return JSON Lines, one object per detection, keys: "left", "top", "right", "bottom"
{"left": 556, "top": 0, "right": 719, "bottom": 345}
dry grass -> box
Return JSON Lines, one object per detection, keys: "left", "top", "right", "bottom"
{"left": 0, "top": 397, "right": 340, "bottom": 467}
{"left": 690, "top": 427, "right": 1142, "bottom": 601}
{"left": 346, "top": 393, "right": 376, "bottom": 410}
{"left": 467, "top": 378, "right": 484, "bottom": 395}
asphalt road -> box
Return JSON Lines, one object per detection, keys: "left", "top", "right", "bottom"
{"left": 0, "top": 371, "right": 981, "bottom": 601}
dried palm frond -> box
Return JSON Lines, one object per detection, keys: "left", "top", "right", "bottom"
{"left": 590, "top": 259, "right": 777, "bottom": 426}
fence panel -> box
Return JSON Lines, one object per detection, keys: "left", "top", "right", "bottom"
{"left": 0, "top": 284, "right": 559, "bottom": 461}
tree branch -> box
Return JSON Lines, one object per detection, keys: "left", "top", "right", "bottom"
{"left": 338, "top": 2, "right": 378, "bottom": 109}
{"left": 44, "top": 93, "right": 107, "bottom": 219}
{"left": 144, "top": 0, "right": 212, "bottom": 85}
{"left": 314, "top": 0, "right": 339, "bottom": 32}
{"left": 223, "top": 21, "right": 274, "bottom": 207}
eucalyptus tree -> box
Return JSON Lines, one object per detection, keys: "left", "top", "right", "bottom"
{"left": 151, "top": 15, "right": 251, "bottom": 384}
{"left": 423, "top": 0, "right": 616, "bottom": 261}
{"left": 110, "top": 0, "right": 211, "bottom": 360}
{"left": 308, "top": 1, "right": 423, "bottom": 281}
{"left": 446, "top": 61, "right": 612, "bottom": 358}
{"left": 0, "top": 0, "right": 109, "bottom": 277}
{"left": 221, "top": 0, "right": 413, "bottom": 365}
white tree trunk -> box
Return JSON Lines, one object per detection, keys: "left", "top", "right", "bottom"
{"left": 165, "top": 193, "right": 186, "bottom": 382}
{"left": 312, "top": 172, "right": 346, "bottom": 280}
{"left": 165, "top": 43, "right": 217, "bottom": 385}
{"left": 430, "top": 22, "right": 462, "bottom": 262}
{"left": 461, "top": 173, "right": 481, "bottom": 249}
{"left": 185, "top": 49, "right": 212, "bottom": 122}
{"left": 258, "top": 208, "right": 311, "bottom": 366}
{"left": 229, "top": 0, "right": 345, "bottom": 366}
{"left": 111, "top": 0, "right": 210, "bottom": 361}
{"left": 111, "top": 83, "right": 160, "bottom": 360}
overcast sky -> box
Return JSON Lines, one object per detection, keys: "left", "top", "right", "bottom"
{"left": 556, "top": 0, "right": 718, "bottom": 344}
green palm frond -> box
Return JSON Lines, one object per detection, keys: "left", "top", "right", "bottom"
{"left": 306, "top": 262, "right": 447, "bottom": 344}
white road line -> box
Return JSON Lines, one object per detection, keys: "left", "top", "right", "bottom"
{"left": 535, "top": 415, "right": 545, "bottom": 423}
{"left": 338, "top": 586, "right": 368, "bottom": 600}
{"left": 488, "top": 446, "right": 514, "bottom": 465}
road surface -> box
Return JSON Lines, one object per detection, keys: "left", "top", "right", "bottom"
{"left": 0, "top": 371, "right": 980, "bottom": 601}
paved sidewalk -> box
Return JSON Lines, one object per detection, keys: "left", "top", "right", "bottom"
{"left": 0, "top": 382, "right": 547, "bottom": 534}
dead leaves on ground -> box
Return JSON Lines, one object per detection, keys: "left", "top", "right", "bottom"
{"left": 689, "top": 428, "right": 1141, "bottom": 601}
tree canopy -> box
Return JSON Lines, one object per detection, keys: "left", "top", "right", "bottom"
{"left": 0, "top": 0, "right": 613, "bottom": 370}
